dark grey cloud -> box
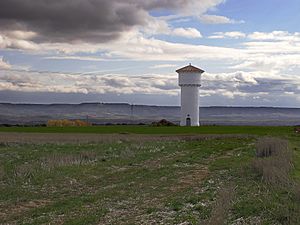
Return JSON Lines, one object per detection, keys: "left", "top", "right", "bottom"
{"left": 0, "top": 0, "right": 149, "bottom": 43}
{"left": 0, "top": 0, "right": 194, "bottom": 43}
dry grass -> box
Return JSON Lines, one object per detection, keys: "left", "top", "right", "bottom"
{"left": 252, "top": 137, "right": 300, "bottom": 224}
{"left": 41, "top": 152, "right": 98, "bottom": 170}
{"left": 293, "top": 183, "right": 300, "bottom": 202}
{"left": 252, "top": 137, "right": 292, "bottom": 187}
{"left": 0, "top": 165, "right": 5, "bottom": 180}
{"left": 13, "top": 163, "right": 36, "bottom": 179}
{"left": 9, "top": 152, "right": 98, "bottom": 182}
{"left": 255, "top": 137, "right": 289, "bottom": 158}
{"left": 206, "top": 183, "right": 236, "bottom": 225}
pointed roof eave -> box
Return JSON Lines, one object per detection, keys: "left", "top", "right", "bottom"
{"left": 176, "top": 64, "right": 205, "bottom": 73}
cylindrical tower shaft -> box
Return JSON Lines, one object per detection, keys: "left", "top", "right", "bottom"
{"left": 180, "top": 86, "right": 199, "bottom": 126}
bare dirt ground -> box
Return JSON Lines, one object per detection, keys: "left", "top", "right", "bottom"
{"left": 0, "top": 132, "right": 253, "bottom": 144}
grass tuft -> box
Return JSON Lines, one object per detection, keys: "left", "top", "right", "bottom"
{"left": 252, "top": 137, "right": 292, "bottom": 187}
{"left": 207, "top": 183, "right": 235, "bottom": 225}
{"left": 41, "top": 152, "right": 98, "bottom": 170}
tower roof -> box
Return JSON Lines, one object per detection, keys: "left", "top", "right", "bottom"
{"left": 176, "top": 64, "right": 205, "bottom": 73}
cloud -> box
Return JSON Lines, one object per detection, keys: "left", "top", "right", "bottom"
{"left": 238, "top": 34, "right": 300, "bottom": 73}
{"left": 243, "top": 40, "right": 300, "bottom": 55}
{"left": 230, "top": 56, "right": 291, "bottom": 72}
{"left": 199, "top": 15, "right": 244, "bottom": 24}
{"left": 201, "top": 71, "right": 300, "bottom": 102}
{"left": 0, "top": 0, "right": 149, "bottom": 43}
{"left": 0, "top": 0, "right": 225, "bottom": 45}
{"left": 141, "top": 18, "right": 202, "bottom": 39}
{"left": 0, "top": 30, "right": 40, "bottom": 50}
{"left": 0, "top": 57, "right": 11, "bottom": 69}
{"left": 204, "top": 31, "right": 300, "bottom": 75}
{"left": 208, "top": 31, "right": 246, "bottom": 39}
{"left": 36, "top": 29, "right": 245, "bottom": 61}
{"left": 44, "top": 56, "right": 107, "bottom": 62}
{"left": 1, "top": 69, "right": 300, "bottom": 105}
{"left": 247, "top": 31, "right": 300, "bottom": 41}
{"left": 171, "top": 28, "right": 202, "bottom": 38}
{"left": 151, "top": 64, "right": 177, "bottom": 69}
{"left": 0, "top": 70, "right": 179, "bottom": 96}
{"left": 38, "top": 30, "right": 298, "bottom": 66}
{"left": 91, "top": 30, "right": 246, "bottom": 61}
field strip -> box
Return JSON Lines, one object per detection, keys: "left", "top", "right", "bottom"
{"left": 0, "top": 132, "right": 254, "bottom": 143}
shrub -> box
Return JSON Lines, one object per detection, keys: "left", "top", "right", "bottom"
{"left": 47, "top": 119, "right": 91, "bottom": 127}
{"left": 151, "top": 119, "right": 177, "bottom": 127}
{"left": 255, "top": 137, "right": 289, "bottom": 158}
{"left": 294, "top": 126, "right": 300, "bottom": 133}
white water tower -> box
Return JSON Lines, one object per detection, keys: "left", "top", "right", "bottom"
{"left": 176, "top": 64, "right": 205, "bottom": 126}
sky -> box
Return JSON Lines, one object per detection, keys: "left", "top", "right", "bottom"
{"left": 0, "top": 0, "right": 300, "bottom": 107}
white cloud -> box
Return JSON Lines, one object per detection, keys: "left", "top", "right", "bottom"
{"left": 209, "top": 31, "right": 246, "bottom": 39}
{"left": 0, "top": 70, "right": 179, "bottom": 96}
{"left": 3, "top": 28, "right": 300, "bottom": 88}
{"left": 210, "top": 31, "right": 300, "bottom": 75}
{"left": 2, "top": 26, "right": 300, "bottom": 105}
{"left": 171, "top": 28, "right": 202, "bottom": 38}
{"left": 0, "top": 57, "right": 11, "bottom": 70}
{"left": 243, "top": 40, "right": 300, "bottom": 55}
{"left": 199, "top": 15, "right": 244, "bottom": 24}
{"left": 0, "top": 33, "right": 39, "bottom": 51}
{"left": 151, "top": 64, "right": 177, "bottom": 69}
{"left": 11, "top": 30, "right": 298, "bottom": 86}
{"left": 247, "top": 31, "right": 300, "bottom": 41}
{"left": 5, "top": 30, "right": 37, "bottom": 40}
{"left": 230, "top": 55, "right": 300, "bottom": 73}
{"left": 44, "top": 56, "right": 107, "bottom": 62}
{"left": 37, "top": 29, "right": 244, "bottom": 61}
{"left": 142, "top": 16, "right": 202, "bottom": 39}
{"left": 164, "top": 0, "right": 226, "bottom": 17}
{"left": 95, "top": 30, "right": 245, "bottom": 61}
{"left": 1, "top": 69, "right": 300, "bottom": 104}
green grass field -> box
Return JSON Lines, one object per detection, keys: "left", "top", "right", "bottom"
{"left": 0, "top": 126, "right": 299, "bottom": 224}
{"left": 0, "top": 125, "right": 293, "bottom": 136}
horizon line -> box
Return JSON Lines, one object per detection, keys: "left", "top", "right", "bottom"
{"left": 0, "top": 102, "right": 300, "bottom": 109}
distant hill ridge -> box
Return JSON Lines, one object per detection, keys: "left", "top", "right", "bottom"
{"left": 0, "top": 103, "right": 300, "bottom": 126}
{"left": 1, "top": 102, "right": 299, "bottom": 109}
